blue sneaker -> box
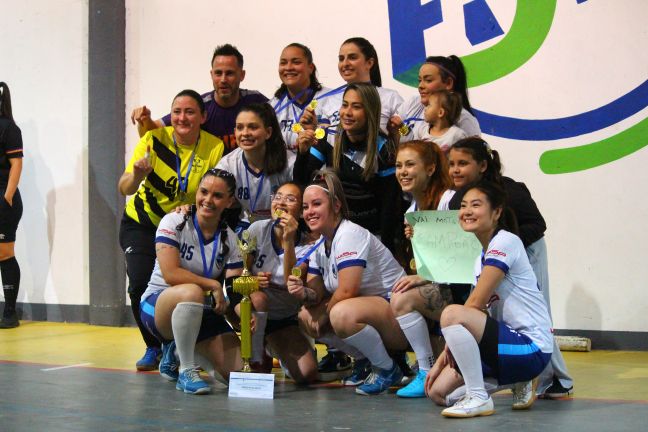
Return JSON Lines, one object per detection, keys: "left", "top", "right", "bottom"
{"left": 396, "top": 369, "right": 427, "bottom": 398}
{"left": 176, "top": 368, "right": 211, "bottom": 395}
{"left": 159, "top": 341, "right": 179, "bottom": 381}
{"left": 341, "top": 358, "right": 371, "bottom": 386}
{"left": 135, "top": 346, "right": 161, "bottom": 371}
{"left": 355, "top": 362, "right": 403, "bottom": 395}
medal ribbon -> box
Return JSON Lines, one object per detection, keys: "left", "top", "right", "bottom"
{"left": 193, "top": 213, "right": 221, "bottom": 278}
{"left": 173, "top": 134, "right": 200, "bottom": 195}
{"left": 295, "top": 237, "right": 325, "bottom": 268}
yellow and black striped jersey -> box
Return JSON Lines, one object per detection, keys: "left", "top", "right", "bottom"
{"left": 124, "top": 127, "right": 224, "bottom": 227}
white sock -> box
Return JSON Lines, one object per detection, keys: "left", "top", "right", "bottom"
{"left": 318, "top": 333, "right": 365, "bottom": 359}
{"left": 171, "top": 302, "right": 203, "bottom": 371}
{"left": 397, "top": 311, "right": 434, "bottom": 371}
{"left": 251, "top": 312, "right": 268, "bottom": 362}
{"left": 343, "top": 325, "right": 393, "bottom": 370}
{"left": 441, "top": 324, "right": 488, "bottom": 400}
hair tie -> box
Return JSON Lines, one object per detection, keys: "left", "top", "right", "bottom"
{"left": 305, "top": 184, "right": 329, "bottom": 193}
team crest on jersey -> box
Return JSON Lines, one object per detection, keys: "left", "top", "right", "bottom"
{"left": 192, "top": 157, "right": 205, "bottom": 173}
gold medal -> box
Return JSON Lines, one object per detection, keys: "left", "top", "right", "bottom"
{"left": 409, "top": 258, "right": 417, "bottom": 271}
{"left": 308, "top": 99, "right": 318, "bottom": 110}
{"left": 314, "top": 128, "right": 325, "bottom": 139}
{"left": 291, "top": 123, "right": 304, "bottom": 133}
{"left": 291, "top": 267, "right": 302, "bottom": 278}
{"left": 178, "top": 190, "right": 186, "bottom": 201}
{"left": 399, "top": 123, "right": 410, "bottom": 136}
{"left": 274, "top": 209, "right": 284, "bottom": 219}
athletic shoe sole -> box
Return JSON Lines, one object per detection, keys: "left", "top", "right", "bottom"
{"left": 512, "top": 380, "right": 538, "bottom": 410}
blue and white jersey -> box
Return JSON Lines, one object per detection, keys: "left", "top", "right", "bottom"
{"left": 271, "top": 87, "right": 335, "bottom": 160}
{"left": 216, "top": 147, "right": 292, "bottom": 222}
{"left": 320, "top": 85, "right": 404, "bottom": 134}
{"left": 475, "top": 229, "right": 553, "bottom": 353}
{"left": 398, "top": 94, "right": 481, "bottom": 140}
{"left": 405, "top": 189, "right": 456, "bottom": 216}
{"left": 142, "top": 212, "right": 243, "bottom": 301}
{"left": 308, "top": 220, "right": 406, "bottom": 298}
{"left": 248, "top": 219, "right": 314, "bottom": 320}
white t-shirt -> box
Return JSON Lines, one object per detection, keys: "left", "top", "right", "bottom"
{"left": 142, "top": 212, "right": 243, "bottom": 301}
{"left": 270, "top": 86, "right": 335, "bottom": 159}
{"left": 419, "top": 125, "right": 468, "bottom": 152}
{"left": 398, "top": 94, "right": 481, "bottom": 139}
{"left": 308, "top": 220, "right": 406, "bottom": 298}
{"left": 319, "top": 85, "right": 404, "bottom": 134}
{"left": 475, "top": 230, "right": 553, "bottom": 353}
{"left": 405, "top": 189, "right": 455, "bottom": 216}
{"left": 248, "top": 219, "right": 315, "bottom": 320}
{"left": 215, "top": 148, "right": 292, "bottom": 222}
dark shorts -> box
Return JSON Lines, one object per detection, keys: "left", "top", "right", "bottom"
{"left": 266, "top": 315, "right": 299, "bottom": 336}
{"left": 0, "top": 189, "right": 22, "bottom": 243}
{"left": 478, "top": 315, "right": 552, "bottom": 385}
{"left": 140, "top": 291, "right": 235, "bottom": 344}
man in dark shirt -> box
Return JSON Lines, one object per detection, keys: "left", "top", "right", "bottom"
{"left": 131, "top": 44, "right": 268, "bottom": 154}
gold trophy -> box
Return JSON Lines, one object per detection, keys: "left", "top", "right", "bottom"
{"left": 233, "top": 230, "right": 259, "bottom": 372}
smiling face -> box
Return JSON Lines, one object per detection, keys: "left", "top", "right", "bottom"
{"left": 271, "top": 183, "right": 302, "bottom": 219}
{"left": 459, "top": 188, "right": 501, "bottom": 236}
{"left": 338, "top": 42, "right": 374, "bottom": 83}
{"left": 211, "top": 55, "right": 245, "bottom": 105}
{"left": 339, "top": 89, "right": 367, "bottom": 137}
{"left": 448, "top": 148, "right": 487, "bottom": 189}
{"left": 279, "top": 46, "right": 314, "bottom": 94}
{"left": 418, "top": 63, "right": 453, "bottom": 105}
{"left": 170, "top": 95, "right": 206, "bottom": 143}
{"left": 302, "top": 186, "right": 339, "bottom": 234}
{"left": 195, "top": 175, "right": 235, "bottom": 223}
{"left": 396, "top": 147, "right": 435, "bottom": 196}
{"left": 235, "top": 110, "right": 272, "bottom": 152}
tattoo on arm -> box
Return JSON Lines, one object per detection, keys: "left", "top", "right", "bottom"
{"left": 303, "top": 287, "right": 317, "bottom": 306}
{"left": 155, "top": 244, "right": 175, "bottom": 252}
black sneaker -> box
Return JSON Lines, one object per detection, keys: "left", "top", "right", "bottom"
{"left": 317, "top": 350, "right": 352, "bottom": 381}
{"left": 541, "top": 378, "right": 573, "bottom": 399}
{"left": 393, "top": 351, "right": 415, "bottom": 377}
{"left": 0, "top": 313, "right": 19, "bottom": 329}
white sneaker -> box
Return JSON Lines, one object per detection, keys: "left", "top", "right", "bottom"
{"left": 441, "top": 395, "right": 495, "bottom": 418}
{"left": 512, "top": 379, "right": 537, "bottom": 410}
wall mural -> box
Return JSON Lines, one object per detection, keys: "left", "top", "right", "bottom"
{"left": 387, "top": 0, "right": 648, "bottom": 174}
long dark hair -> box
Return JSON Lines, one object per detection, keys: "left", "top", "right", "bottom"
{"left": 464, "top": 180, "right": 518, "bottom": 236}
{"left": 424, "top": 55, "right": 473, "bottom": 114}
{"left": 274, "top": 43, "right": 323, "bottom": 99}
{"left": 237, "top": 103, "right": 288, "bottom": 175}
{"left": 451, "top": 137, "right": 502, "bottom": 184}
{"left": 0, "top": 82, "right": 13, "bottom": 121}
{"left": 342, "top": 37, "right": 382, "bottom": 86}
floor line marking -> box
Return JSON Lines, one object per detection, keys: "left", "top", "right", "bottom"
{"left": 41, "top": 362, "right": 93, "bottom": 372}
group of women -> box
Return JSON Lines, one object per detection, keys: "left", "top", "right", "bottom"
{"left": 112, "top": 36, "right": 571, "bottom": 417}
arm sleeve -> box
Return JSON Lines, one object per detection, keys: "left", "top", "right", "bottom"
{"left": 334, "top": 227, "right": 369, "bottom": 270}
{"left": 483, "top": 232, "right": 521, "bottom": 274}
{"left": 155, "top": 213, "right": 182, "bottom": 248}
{"left": 505, "top": 179, "right": 546, "bottom": 247}
{"left": 3, "top": 123, "right": 23, "bottom": 158}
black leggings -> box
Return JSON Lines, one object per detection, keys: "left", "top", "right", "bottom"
{"left": 119, "top": 214, "right": 160, "bottom": 349}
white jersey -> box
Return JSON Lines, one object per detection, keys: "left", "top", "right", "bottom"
{"left": 405, "top": 189, "right": 455, "bottom": 216}
{"left": 419, "top": 125, "right": 468, "bottom": 152}
{"left": 248, "top": 219, "right": 315, "bottom": 320}
{"left": 215, "top": 148, "right": 292, "bottom": 222}
{"left": 398, "top": 94, "right": 481, "bottom": 140}
{"left": 271, "top": 87, "right": 335, "bottom": 159}
{"left": 319, "top": 85, "right": 404, "bottom": 134}
{"left": 308, "top": 220, "right": 406, "bottom": 298}
{"left": 142, "top": 212, "right": 243, "bottom": 301}
{"left": 475, "top": 230, "right": 553, "bottom": 353}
